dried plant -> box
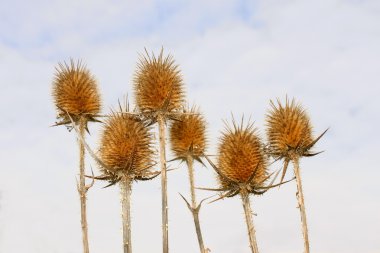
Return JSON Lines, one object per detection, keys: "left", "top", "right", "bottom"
{"left": 133, "top": 48, "right": 185, "bottom": 253}
{"left": 203, "top": 117, "right": 287, "bottom": 253}
{"left": 266, "top": 98, "right": 327, "bottom": 253}
{"left": 52, "top": 59, "right": 101, "bottom": 253}
{"left": 96, "top": 103, "right": 156, "bottom": 253}
{"left": 169, "top": 106, "right": 208, "bottom": 253}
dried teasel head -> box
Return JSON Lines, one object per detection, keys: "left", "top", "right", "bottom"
{"left": 52, "top": 59, "right": 101, "bottom": 127}
{"left": 266, "top": 98, "right": 315, "bottom": 159}
{"left": 133, "top": 48, "right": 185, "bottom": 117}
{"left": 217, "top": 118, "right": 268, "bottom": 191}
{"left": 98, "top": 110, "right": 155, "bottom": 183}
{"left": 169, "top": 106, "right": 207, "bottom": 161}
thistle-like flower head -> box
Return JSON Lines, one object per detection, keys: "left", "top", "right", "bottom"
{"left": 52, "top": 59, "right": 101, "bottom": 126}
{"left": 217, "top": 118, "right": 268, "bottom": 191}
{"left": 266, "top": 98, "right": 314, "bottom": 159}
{"left": 98, "top": 111, "right": 155, "bottom": 182}
{"left": 133, "top": 49, "right": 185, "bottom": 117}
{"left": 169, "top": 106, "right": 207, "bottom": 161}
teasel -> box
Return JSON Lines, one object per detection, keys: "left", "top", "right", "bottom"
{"left": 95, "top": 101, "right": 156, "bottom": 253}
{"left": 203, "top": 117, "right": 287, "bottom": 253}
{"left": 169, "top": 106, "right": 208, "bottom": 253}
{"left": 133, "top": 48, "right": 185, "bottom": 253}
{"left": 266, "top": 98, "right": 327, "bottom": 253}
{"left": 52, "top": 59, "right": 101, "bottom": 253}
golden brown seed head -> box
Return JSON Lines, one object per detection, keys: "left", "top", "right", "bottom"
{"left": 52, "top": 59, "right": 101, "bottom": 124}
{"left": 217, "top": 120, "right": 268, "bottom": 189}
{"left": 133, "top": 49, "right": 185, "bottom": 114}
{"left": 266, "top": 98, "right": 313, "bottom": 159}
{"left": 99, "top": 113, "right": 155, "bottom": 177}
{"left": 169, "top": 107, "right": 207, "bottom": 160}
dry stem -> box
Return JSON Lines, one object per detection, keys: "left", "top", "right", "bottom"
{"left": 186, "top": 155, "right": 206, "bottom": 253}
{"left": 78, "top": 117, "right": 90, "bottom": 253}
{"left": 120, "top": 176, "right": 133, "bottom": 253}
{"left": 292, "top": 156, "right": 310, "bottom": 253}
{"left": 240, "top": 190, "right": 259, "bottom": 253}
{"left": 158, "top": 114, "right": 169, "bottom": 253}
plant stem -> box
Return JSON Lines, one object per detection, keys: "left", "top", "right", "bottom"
{"left": 186, "top": 155, "right": 206, "bottom": 253}
{"left": 240, "top": 191, "right": 259, "bottom": 253}
{"left": 120, "top": 176, "right": 132, "bottom": 253}
{"left": 78, "top": 117, "right": 90, "bottom": 253}
{"left": 157, "top": 114, "right": 169, "bottom": 253}
{"left": 292, "top": 156, "right": 310, "bottom": 253}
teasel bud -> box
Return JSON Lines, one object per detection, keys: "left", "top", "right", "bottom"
{"left": 52, "top": 59, "right": 101, "bottom": 127}
{"left": 51, "top": 59, "right": 102, "bottom": 253}
{"left": 133, "top": 48, "right": 186, "bottom": 253}
{"left": 265, "top": 97, "right": 327, "bottom": 253}
{"left": 98, "top": 112, "right": 155, "bottom": 181}
{"left": 266, "top": 98, "right": 313, "bottom": 159}
{"left": 169, "top": 106, "right": 207, "bottom": 161}
{"left": 98, "top": 110, "right": 156, "bottom": 253}
{"left": 169, "top": 106, "right": 209, "bottom": 253}
{"left": 205, "top": 118, "right": 271, "bottom": 253}
{"left": 217, "top": 120, "right": 268, "bottom": 190}
{"left": 133, "top": 48, "right": 185, "bottom": 117}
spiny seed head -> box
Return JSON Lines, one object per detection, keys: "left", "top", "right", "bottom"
{"left": 217, "top": 119, "right": 268, "bottom": 189}
{"left": 52, "top": 59, "right": 101, "bottom": 124}
{"left": 133, "top": 49, "right": 185, "bottom": 114}
{"left": 266, "top": 98, "right": 313, "bottom": 159}
{"left": 169, "top": 106, "right": 207, "bottom": 160}
{"left": 99, "top": 112, "right": 155, "bottom": 177}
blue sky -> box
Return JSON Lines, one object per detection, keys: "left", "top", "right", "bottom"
{"left": 0, "top": 1, "right": 379, "bottom": 253}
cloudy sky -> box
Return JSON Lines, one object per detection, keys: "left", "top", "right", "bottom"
{"left": 0, "top": 0, "right": 379, "bottom": 252}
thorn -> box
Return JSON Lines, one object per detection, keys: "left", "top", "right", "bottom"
{"left": 85, "top": 166, "right": 95, "bottom": 192}
{"left": 179, "top": 193, "right": 192, "bottom": 211}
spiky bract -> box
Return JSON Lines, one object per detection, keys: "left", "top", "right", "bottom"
{"left": 99, "top": 112, "right": 155, "bottom": 178}
{"left": 266, "top": 98, "right": 313, "bottom": 159}
{"left": 52, "top": 59, "right": 101, "bottom": 125}
{"left": 169, "top": 107, "right": 206, "bottom": 160}
{"left": 133, "top": 49, "right": 185, "bottom": 115}
{"left": 217, "top": 119, "right": 268, "bottom": 189}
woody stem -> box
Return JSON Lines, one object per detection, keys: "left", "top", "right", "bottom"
{"left": 157, "top": 114, "right": 169, "bottom": 253}
{"left": 241, "top": 190, "right": 259, "bottom": 253}
{"left": 78, "top": 117, "right": 90, "bottom": 253}
{"left": 186, "top": 155, "right": 206, "bottom": 253}
{"left": 292, "top": 156, "right": 310, "bottom": 253}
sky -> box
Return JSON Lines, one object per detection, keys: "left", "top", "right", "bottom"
{"left": 0, "top": 0, "right": 379, "bottom": 252}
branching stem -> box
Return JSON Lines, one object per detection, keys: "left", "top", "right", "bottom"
{"left": 186, "top": 156, "right": 206, "bottom": 253}
{"left": 78, "top": 117, "right": 90, "bottom": 253}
